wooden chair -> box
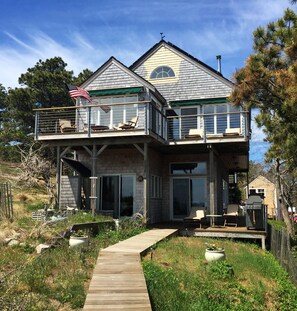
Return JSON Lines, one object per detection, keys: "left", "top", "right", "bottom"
{"left": 183, "top": 208, "right": 206, "bottom": 228}
{"left": 59, "top": 119, "right": 76, "bottom": 133}
{"left": 115, "top": 116, "right": 138, "bottom": 130}
{"left": 184, "top": 129, "right": 203, "bottom": 139}
{"left": 223, "top": 204, "right": 239, "bottom": 227}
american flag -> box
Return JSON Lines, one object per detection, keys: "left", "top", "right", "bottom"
{"left": 67, "top": 84, "right": 92, "bottom": 102}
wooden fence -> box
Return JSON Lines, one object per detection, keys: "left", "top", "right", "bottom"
{"left": 0, "top": 182, "right": 13, "bottom": 220}
{"left": 269, "top": 224, "right": 297, "bottom": 286}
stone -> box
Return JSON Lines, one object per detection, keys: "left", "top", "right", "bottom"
{"left": 8, "top": 239, "right": 20, "bottom": 246}
{"left": 36, "top": 243, "right": 51, "bottom": 254}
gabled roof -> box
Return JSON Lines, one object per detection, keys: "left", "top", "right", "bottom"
{"left": 130, "top": 40, "right": 233, "bottom": 87}
{"left": 81, "top": 56, "right": 166, "bottom": 104}
{"left": 249, "top": 175, "right": 275, "bottom": 186}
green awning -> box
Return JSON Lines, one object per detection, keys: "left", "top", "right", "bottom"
{"left": 89, "top": 87, "right": 144, "bottom": 96}
{"left": 170, "top": 97, "right": 230, "bottom": 107}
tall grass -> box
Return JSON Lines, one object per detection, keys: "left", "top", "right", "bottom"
{"left": 143, "top": 237, "right": 297, "bottom": 311}
{"left": 0, "top": 214, "right": 147, "bottom": 310}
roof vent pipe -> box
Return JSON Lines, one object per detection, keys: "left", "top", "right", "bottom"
{"left": 216, "top": 55, "right": 222, "bottom": 73}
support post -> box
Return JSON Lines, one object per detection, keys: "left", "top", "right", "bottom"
{"left": 208, "top": 144, "right": 215, "bottom": 215}
{"left": 56, "top": 146, "right": 61, "bottom": 209}
{"left": 89, "top": 145, "right": 97, "bottom": 216}
{"left": 144, "top": 143, "right": 149, "bottom": 222}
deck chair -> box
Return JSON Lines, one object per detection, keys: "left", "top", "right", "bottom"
{"left": 59, "top": 119, "right": 76, "bottom": 133}
{"left": 115, "top": 116, "right": 138, "bottom": 130}
{"left": 223, "top": 128, "right": 241, "bottom": 136}
{"left": 223, "top": 204, "right": 239, "bottom": 227}
{"left": 183, "top": 208, "right": 206, "bottom": 228}
{"left": 184, "top": 129, "right": 203, "bottom": 139}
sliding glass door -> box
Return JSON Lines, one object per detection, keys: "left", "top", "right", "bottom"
{"left": 172, "top": 177, "right": 207, "bottom": 219}
{"left": 101, "top": 175, "right": 135, "bottom": 218}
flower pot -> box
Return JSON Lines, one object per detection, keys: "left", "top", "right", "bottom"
{"left": 205, "top": 248, "right": 226, "bottom": 262}
{"left": 69, "top": 236, "right": 89, "bottom": 249}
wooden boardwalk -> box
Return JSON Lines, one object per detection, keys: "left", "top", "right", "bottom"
{"left": 83, "top": 229, "right": 178, "bottom": 310}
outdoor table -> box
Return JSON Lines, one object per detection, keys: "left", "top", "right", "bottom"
{"left": 206, "top": 214, "right": 223, "bottom": 227}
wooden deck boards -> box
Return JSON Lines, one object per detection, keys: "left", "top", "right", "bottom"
{"left": 83, "top": 229, "right": 178, "bottom": 310}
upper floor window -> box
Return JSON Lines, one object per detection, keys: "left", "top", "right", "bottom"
{"left": 150, "top": 66, "right": 175, "bottom": 79}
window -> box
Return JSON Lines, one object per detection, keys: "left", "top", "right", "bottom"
{"left": 249, "top": 188, "right": 265, "bottom": 199}
{"left": 151, "top": 175, "right": 162, "bottom": 199}
{"left": 150, "top": 66, "right": 175, "bottom": 79}
{"left": 170, "top": 163, "right": 207, "bottom": 175}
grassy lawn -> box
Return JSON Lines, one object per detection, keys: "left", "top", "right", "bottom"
{"left": 143, "top": 237, "right": 297, "bottom": 311}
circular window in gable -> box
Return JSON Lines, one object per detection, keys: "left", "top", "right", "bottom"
{"left": 150, "top": 66, "right": 175, "bottom": 79}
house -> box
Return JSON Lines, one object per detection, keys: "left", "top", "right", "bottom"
{"left": 246, "top": 175, "right": 278, "bottom": 218}
{"left": 34, "top": 40, "right": 250, "bottom": 224}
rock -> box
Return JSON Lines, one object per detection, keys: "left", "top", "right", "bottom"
{"left": 4, "top": 238, "right": 12, "bottom": 245}
{"left": 12, "top": 232, "right": 21, "bottom": 239}
{"left": 8, "top": 239, "right": 20, "bottom": 246}
{"left": 36, "top": 243, "right": 51, "bottom": 254}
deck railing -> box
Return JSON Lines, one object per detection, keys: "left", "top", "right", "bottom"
{"left": 35, "top": 103, "right": 248, "bottom": 143}
{"left": 167, "top": 110, "right": 249, "bottom": 140}
{"left": 35, "top": 101, "right": 167, "bottom": 140}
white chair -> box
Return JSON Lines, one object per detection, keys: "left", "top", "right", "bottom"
{"left": 185, "top": 129, "right": 203, "bottom": 139}
{"left": 223, "top": 204, "right": 239, "bottom": 227}
{"left": 223, "top": 128, "right": 241, "bottom": 136}
{"left": 183, "top": 208, "right": 206, "bottom": 228}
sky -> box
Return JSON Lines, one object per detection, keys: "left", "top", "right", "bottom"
{"left": 0, "top": 0, "right": 295, "bottom": 163}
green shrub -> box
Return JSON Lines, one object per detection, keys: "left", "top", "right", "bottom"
{"left": 208, "top": 260, "right": 234, "bottom": 280}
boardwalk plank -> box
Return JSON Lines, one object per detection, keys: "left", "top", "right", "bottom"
{"left": 83, "top": 229, "right": 177, "bottom": 310}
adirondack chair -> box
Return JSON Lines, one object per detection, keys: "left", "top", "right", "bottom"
{"left": 183, "top": 208, "right": 206, "bottom": 228}
{"left": 115, "top": 116, "right": 138, "bottom": 130}
{"left": 223, "top": 204, "right": 239, "bottom": 227}
{"left": 59, "top": 119, "right": 76, "bottom": 133}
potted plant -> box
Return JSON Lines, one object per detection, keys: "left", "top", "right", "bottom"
{"left": 205, "top": 243, "right": 226, "bottom": 262}
{"left": 69, "top": 230, "right": 89, "bottom": 249}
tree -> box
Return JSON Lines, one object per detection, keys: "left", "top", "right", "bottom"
{"left": 0, "top": 57, "right": 93, "bottom": 151}
{"left": 230, "top": 8, "right": 297, "bottom": 236}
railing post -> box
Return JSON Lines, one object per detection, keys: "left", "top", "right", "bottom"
{"left": 35, "top": 111, "right": 39, "bottom": 140}
{"left": 88, "top": 106, "right": 91, "bottom": 137}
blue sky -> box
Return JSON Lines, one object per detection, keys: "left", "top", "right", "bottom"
{"left": 1, "top": 0, "right": 294, "bottom": 162}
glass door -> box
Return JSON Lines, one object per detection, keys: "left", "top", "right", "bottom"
{"left": 101, "top": 175, "right": 135, "bottom": 218}
{"left": 172, "top": 178, "right": 189, "bottom": 219}
{"left": 101, "top": 176, "right": 120, "bottom": 218}
{"left": 172, "top": 177, "right": 206, "bottom": 220}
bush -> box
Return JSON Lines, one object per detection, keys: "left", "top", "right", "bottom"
{"left": 208, "top": 260, "right": 234, "bottom": 280}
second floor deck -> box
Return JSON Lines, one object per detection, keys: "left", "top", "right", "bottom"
{"left": 34, "top": 101, "right": 249, "bottom": 145}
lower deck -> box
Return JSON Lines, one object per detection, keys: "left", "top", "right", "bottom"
{"left": 150, "top": 222, "right": 267, "bottom": 250}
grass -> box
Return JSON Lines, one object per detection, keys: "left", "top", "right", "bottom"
{"left": 142, "top": 237, "right": 297, "bottom": 311}
{"left": 0, "top": 214, "right": 147, "bottom": 310}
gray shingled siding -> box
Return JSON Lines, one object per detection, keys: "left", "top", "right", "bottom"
{"left": 135, "top": 59, "right": 232, "bottom": 102}
{"left": 87, "top": 63, "right": 142, "bottom": 90}
{"left": 60, "top": 176, "right": 80, "bottom": 209}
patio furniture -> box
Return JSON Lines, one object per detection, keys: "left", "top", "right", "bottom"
{"left": 223, "top": 204, "right": 239, "bottom": 227}
{"left": 91, "top": 125, "right": 109, "bottom": 132}
{"left": 223, "top": 128, "right": 241, "bottom": 136}
{"left": 206, "top": 214, "right": 223, "bottom": 227}
{"left": 115, "top": 116, "right": 138, "bottom": 130}
{"left": 59, "top": 119, "right": 76, "bottom": 133}
{"left": 183, "top": 208, "right": 206, "bottom": 228}
{"left": 184, "top": 128, "right": 203, "bottom": 139}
